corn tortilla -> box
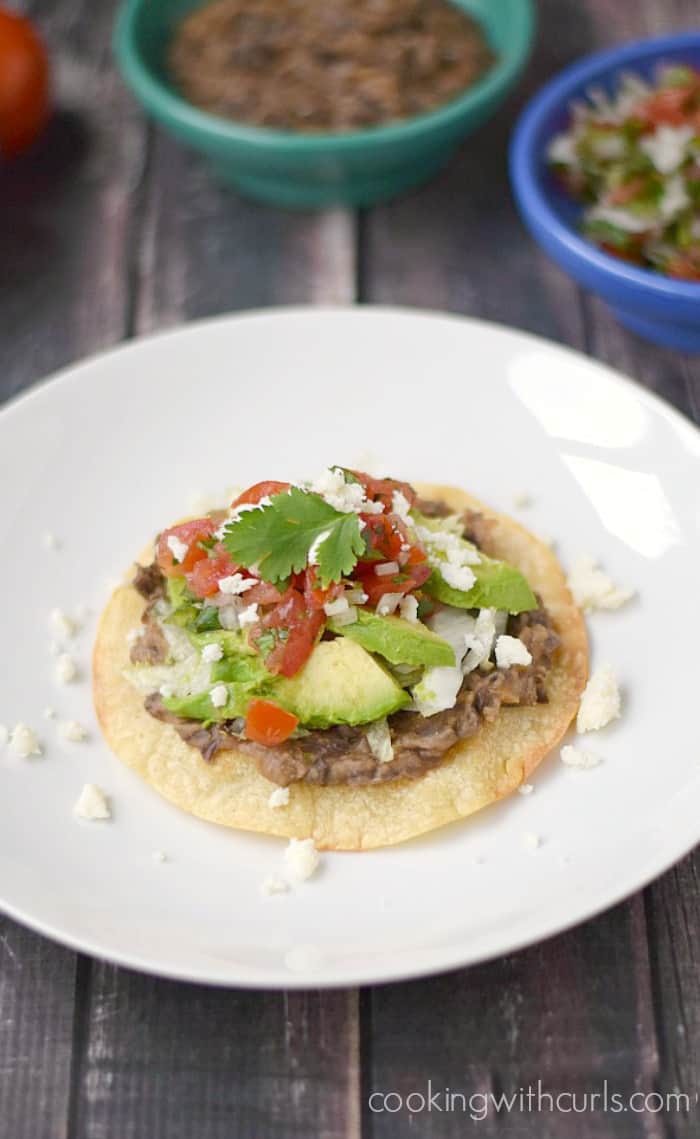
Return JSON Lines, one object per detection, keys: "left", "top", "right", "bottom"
{"left": 93, "top": 485, "right": 588, "bottom": 850}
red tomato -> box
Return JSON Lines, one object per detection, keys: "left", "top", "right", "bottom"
{"left": 351, "top": 470, "right": 417, "bottom": 511}
{"left": 666, "top": 253, "right": 700, "bottom": 281}
{"left": 251, "top": 588, "right": 324, "bottom": 677}
{"left": 186, "top": 551, "right": 241, "bottom": 598}
{"left": 245, "top": 700, "right": 299, "bottom": 747}
{"left": 156, "top": 519, "right": 216, "bottom": 577}
{"left": 302, "top": 567, "right": 343, "bottom": 611}
{"left": 608, "top": 176, "right": 647, "bottom": 206}
{"left": 357, "top": 562, "right": 431, "bottom": 608}
{"left": 637, "top": 85, "right": 694, "bottom": 127}
{"left": 0, "top": 9, "right": 49, "bottom": 157}
{"left": 244, "top": 580, "right": 287, "bottom": 606}
{"left": 231, "top": 481, "right": 290, "bottom": 509}
{"left": 360, "top": 514, "right": 404, "bottom": 563}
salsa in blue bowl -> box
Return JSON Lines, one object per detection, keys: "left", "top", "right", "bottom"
{"left": 510, "top": 33, "right": 700, "bottom": 353}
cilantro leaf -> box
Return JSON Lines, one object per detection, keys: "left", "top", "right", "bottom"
{"left": 222, "top": 487, "right": 364, "bottom": 588}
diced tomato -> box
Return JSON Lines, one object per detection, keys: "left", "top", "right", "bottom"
{"left": 244, "top": 580, "right": 287, "bottom": 606}
{"left": 186, "top": 551, "right": 241, "bottom": 598}
{"left": 666, "top": 253, "right": 700, "bottom": 281}
{"left": 245, "top": 699, "right": 299, "bottom": 747}
{"left": 360, "top": 514, "right": 404, "bottom": 563}
{"left": 156, "top": 518, "right": 216, "bottom": 578}
{"left": 251, "top": 588, "right": 324, "bottom": 677}
{"left": 351, "top": 470, "right": 417, "bottom": 511}
{"left": 636, "top": 85, "right": 695, "bottom": 127}
{"left": 231, "top": 481, "right": 290, "bottom": 509}
{"left": 356, "top": 562, "right": 431, "bottom": 608}
{"left": 608, "top": 176, "right": 647, "bottom": 205}
{"left": 302, "top": 567, "right": 343, "bottom": 611}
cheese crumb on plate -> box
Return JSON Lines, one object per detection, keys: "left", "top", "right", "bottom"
{"left": 59, "top": 720, "right": 89, "bottom": 743}
{"left": 55, "top": 654, "right": 79, "bottom": 684}
{"left": 74, "top": 784, "right": 111, "bottom": 820}
{"left": 577, "top": 665, "right": 621, "bottom": 733}
{"left": 9, "top": 723, "right": 41, "bottom": 758}
{"left": 567, "top": 557, "right": 634, "bottom": 612}
{"left": 561, "top": 744, "right": 603, "bottom": 770}
{"left": 284, "top": 837, "right": 320, "bottom": 883}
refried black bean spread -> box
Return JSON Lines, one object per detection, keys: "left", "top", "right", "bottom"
{"left": 169, "top": 0, "right": 495, "bottom": 132}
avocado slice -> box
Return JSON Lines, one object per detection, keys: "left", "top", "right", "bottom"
{"left": 329, "top": 609, "right": 455, "bottom": 668}
{"left": 412, "top": 510, "right": 537, "bottom": 613}
{"left": 274, "top": 638, "right": 410, "bottom": 729}
{"left": 424, "top": 558, "right": 536, "bottom": 613}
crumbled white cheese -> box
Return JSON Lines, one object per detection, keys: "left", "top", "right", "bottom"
{"left": 495, "top": 635, "right": 533, "bottom": 669}
{"left": 323, "top": 596, "right": 350, "bottom": 617}
{"left": 218, "top": 573, "right": 255, "bottom": 596}
{"left": 152, "top": 850, "right": 168, "bottom": 863}
{"left": 439, "top": 561, "right": 476, "bottom": 593}
{"left": 159, "top": 683, "right": 174, "bottom": 699}
{"left": 591, "top": 133, "right": 626, "bottom": 160}
{"left": 365, "top": 718, "right": 394, "bottom": 764}
{"left": 59, "top": 720, "right": 89, "bottom": 743}
{"left": 268, "top": 786, "right": 290, "bottom": 809}
{"left": 55, "top": 654, "right": 79, "bottom": 684}
{"left": 311, "top": 467, "right": 366, "bottom": 513}
{"left": 308, "top": 528, "right": 332, "bottom": 565}
{"left": 513, "top": 492, "right": 532, "bottom": 509}
{"left": 518, "top": 783, "right": 534, "bottom": 796}
{"left": 166, "top": 534, "right": 188, "bottom": 564}
{"left": 523, "top": 832, "right": 542, "bottom": 851}
{"left": 237, "top": 602, "right": 259, "bottom": 629}
{"left": 376, "top": 592, "right": 403, "bottom": 617}
{"left": 0, "top": 723, "right": 8, "bottom": 748}
{"left": 375, "top": 561, "right": 399, "bottom": 577}
{"left": 284, "top": 837, "right": 320, "bottom": 883}
{"left": 640, "top": 123, "right": 694, "bottom": 174}
{"left": 463, "top": 609, "right": 497, "bottom": 673}
{"left": 659, "top": 173, "right": 690, "bottom": 221}
{"left": 126, "top": 626, "right": 141, "bottom": 646}
{"left": 262, "top": 875, "right": 289, "bottom": 896}
{"left": 391, "top": 489, "right": 412, "bottom": 522}
{"left": 399, "top": 595, "right": 419, "bottom": 623}
{"left": 577, "top": 665, "right": 621, "bottom": 733}
{"left": 43, "top": 532, "right": 60, "bottom": 551}
{"left": 548, "top": 131, "right": 578, "bottom": 165}
{"left": 43, "top": 706, "right": 57, "bottom": 720}
{"left": 412, "top": 665, "right": 464, "bottom": 717}
{"left": 567, "top": 557, "right": 634, "bottom": 612}
{"left": 202, "top": 642, "right": 224, "bottom": 663}
{"left": 586, "top": 204, "right": 652, "bottom": 233}
{"left": 209, "top": 683, "right": 228, "bottom": 709}
{"left": 417, "top": 526, "right": 480, "bottom": 566}
{"left": 49, "top": 607, "right": 78, "bottom": 639}
{"left": 74, "top": 784, "right": 110, "bottom": 821}
{"left": 561, "top": 744, "right": 603, "bottom": 769}
{"left": 9, "top": 723, "right": 41, "bottom": 758}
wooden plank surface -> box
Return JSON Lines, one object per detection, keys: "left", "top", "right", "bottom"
{"left": 0, "top": 0, "right": 699, "bottom": 1137}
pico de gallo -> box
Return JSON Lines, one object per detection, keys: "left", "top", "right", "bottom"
{"left": 126, "top": 467, "right": 541, "bottom": 759}
{"left": 548, "top": 63, "right": 700, "bottom": 280}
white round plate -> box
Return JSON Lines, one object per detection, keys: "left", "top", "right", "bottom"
{"left": 1, "top": 308, "right": 698, "bottom": 988}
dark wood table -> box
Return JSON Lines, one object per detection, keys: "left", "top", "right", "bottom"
{"left": 1, "top": 1, "right": 699, "bottom": 1136}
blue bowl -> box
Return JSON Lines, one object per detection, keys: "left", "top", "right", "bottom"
{"left": 510, "top": 33, "right": 700, "bottom": 353}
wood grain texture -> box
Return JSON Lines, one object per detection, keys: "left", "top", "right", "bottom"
{"left": 0, "top": 921, "right": 77, "bottom": 1139}
{"left": 68, "top": 965, "right": 360, "bottom": 1139}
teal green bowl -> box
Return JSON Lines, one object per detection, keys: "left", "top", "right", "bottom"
{"left": 114, "top": 0, "right": 534, "bottom": 208}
